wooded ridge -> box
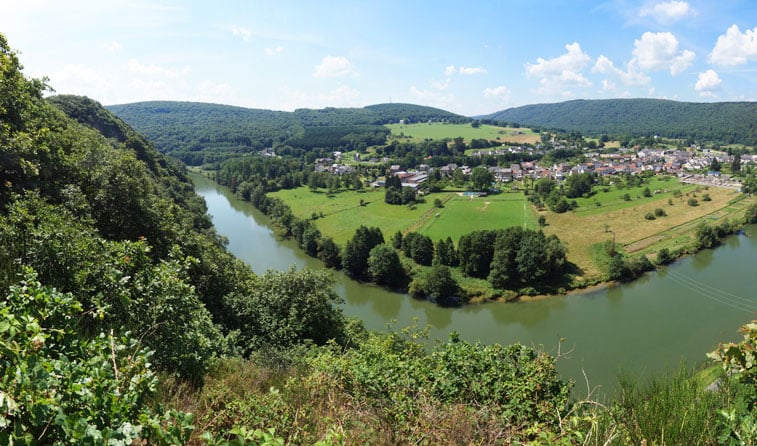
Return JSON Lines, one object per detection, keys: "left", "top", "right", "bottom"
{"left": 483, "top": 98, "right": 757, "bottom": 145}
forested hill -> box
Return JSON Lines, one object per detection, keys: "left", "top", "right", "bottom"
{"left": 107, "top": 101, "right": 468, "bottom": 165}
{"left": 484, "top": 99, "right": 757, "bottom": 145}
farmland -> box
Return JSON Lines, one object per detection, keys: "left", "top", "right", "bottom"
{"left": 385, "top": 122, "right": 541, "bottom": 144}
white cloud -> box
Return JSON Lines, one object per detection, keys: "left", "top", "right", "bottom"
{"left": 525, "top": 42, "right": 592, "bottom": 95}
{"left": 694, "top": 69, "right": 722, "bottom": 97}
{"left": 264, "top": 46, "right": 284, "bottom": 56}
{"left": 459, "top": 66, "right": 487, "bottom": 75}
{"left": 639, "top": 1, "right": 694, "bottom": 23}
{"left": 429, "top": 78, "right": 451, "bottom": 90}
{"left": 231, "top": 25, "right": 251, "bottom": 42}
{"left": 483, "top": 85, "right": 510, "bottom": 103}
{"left": 632, "top": 32, "right": 695, "bottom": 75}
{"left": 127, "top": 59, "right": 190, "bottom": 78}
{"left": 312, "top": 55, "right": 356, "bottom": 78}
{"left": 483, "top": 85, "right": 509, "bottom": 98}
{"left": 444, "top": 65, "right": 487, "bottom": 76}
{"left": 319, "top": 85, "right": 362, "bottom": 106}
{"left": 709, "top": 25, "right": 757, "bottom": 66}
{"left": 601, "top": 79, "right": 616, "bottom": 91}
{"left": 593, "top": 55, "right": 651, "bottom": 86}
{"left": 526, "top": 42, "right": 591, "bottom": 77}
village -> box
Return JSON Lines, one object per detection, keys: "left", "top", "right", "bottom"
{"left": 312, "top": 145, "right": 750, "bottom": 191}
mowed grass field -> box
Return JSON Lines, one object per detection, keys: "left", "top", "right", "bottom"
{"left": 542, "top": 181, "right": 754, "bottom": 280}
{"left": 269, "top": 187, "right": 535, "bottom": 245}
{"left": 417, "top": 193, "right": 537, "bottom": 241}
{"left": 385, "top": 123, "right": 540, "bottom": 144}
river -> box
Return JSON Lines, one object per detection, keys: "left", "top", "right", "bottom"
{"left": 192, "top": 173, "right": 757, "bottom": 397}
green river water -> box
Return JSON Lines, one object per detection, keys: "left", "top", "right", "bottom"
{"left": 192, "top": 173, "right": 757, "bottom": 397}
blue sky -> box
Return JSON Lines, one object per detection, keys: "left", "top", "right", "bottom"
{"left": 2, "top": 0, "right": 756, "bottom": 115}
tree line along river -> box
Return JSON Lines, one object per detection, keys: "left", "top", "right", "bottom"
{"left": 192, "top": 173, "right": 757, "bottom": 397}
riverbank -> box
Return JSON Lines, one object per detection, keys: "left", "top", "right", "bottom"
{"left": 195, "top": 169, "right": 756, "bottom": 305}
{"left": 192, "top": 172, "right": 757, "bottom": 394}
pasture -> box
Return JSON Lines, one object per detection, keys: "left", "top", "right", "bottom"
{"left": 385, "top": 123, "right": 540, "bottom": 144}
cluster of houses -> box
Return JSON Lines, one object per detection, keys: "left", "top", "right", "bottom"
{"left": 312, "top": 146, "right": 753, "bottom": 191}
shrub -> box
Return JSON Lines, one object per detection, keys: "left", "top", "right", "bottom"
{"left": 654, "top": 207, "right": 666, "bottom": 217}
{"left": 644, "top": 212, "right": 656, "bottom": 220}
{"left": 687, "top": 198, "right": 699, "bottom": 206}
{"left": 622, "top": 193, "right": 631, "bottom": 201}
{"left": 702, "top": 193, "right": 712, "bottom": 201}
{"left": 656, "top": 247, "right": 673, "bottom": 265}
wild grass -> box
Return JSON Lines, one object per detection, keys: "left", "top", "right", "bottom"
{"left": 543, "top": 183, "right": 751, "bottom": 280}
{"left": 609, "top": 364, "right": 729, "bottom": 445}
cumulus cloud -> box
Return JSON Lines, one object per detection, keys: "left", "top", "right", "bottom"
{"left": 264, "top": 46, "right": 284, "bottom": 56}
{"left": 313, "top": 55, "right": 356, "bottom": 78}
{"left": 525, "top": 42, "right": 592, "bottom": 95}
{"left": 127, "top": 59, "right": 190, "bottom": 78}
{"left": 593, "top": 55, "right": 650, "bottom": 86}
{"left": 444, "top": 65, "right": 457, "bottom": 76}
{"left": 639, "top": 1, "right": 694, "bottom": 23}
{"left": 695, "top": 69, "right": 722, "bottom": 97}
{"left": 709, "top": 25, "right": 757, "bottom": 66}
{"left": 231, "top": 25, "right": 251, "bottom": 42}
{"left": 632, "top": 32, "right": 695, "bottom": 75}
{"left": 483, "top": 85, "right": 510, "bottom": 101}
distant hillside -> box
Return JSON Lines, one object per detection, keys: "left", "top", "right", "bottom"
{"left": 484, "top": 99, "right": 757, "bottom": 145}
{"left": 108, "top": 101, "right": 467, "bottom": 165}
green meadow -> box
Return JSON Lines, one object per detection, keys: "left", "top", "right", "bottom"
{"left": 385, "top": 123, "right": 540, "bottom": 144}
{"left": 269, "top": 187, "right": 536, "bottom": 245}
{"left": 417, "top": 192, "right": 537, "bottom": 241}
{"left": 571, "top": 176, "right": 693, "bottom": 216}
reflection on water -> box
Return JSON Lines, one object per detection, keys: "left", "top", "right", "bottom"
{"left": 192, "top": 173, "right": 757, "bottom": 396}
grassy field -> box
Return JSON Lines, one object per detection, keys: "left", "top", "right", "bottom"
{"left": 269, "top": 187, "right": 536, "bottom": 245}
{"left": 271, "top": 177, "right": 755, "bottom": 292}
{"left": 385, "top": 123, "right": 540, "bottom": 144}
{"left": 542, "top": 182, "right": 754, "bottom": 280}
{"left": 417, "top": 192, "right": 537, "bottom": 241}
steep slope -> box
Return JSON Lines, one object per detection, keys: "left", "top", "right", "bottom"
{"left": 485, "top": 99, "right": 757, "bottom": 144}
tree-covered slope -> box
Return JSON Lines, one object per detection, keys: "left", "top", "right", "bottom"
{"left": 365, "top": 102, "right": 470, "bottom": 124}
{"left": 485, "top": 99, "right": 757, "bottom": 145}
{"left": 107, "top": 101, "right": 304, "bottom": 165}
{"left": 107, "top": 101, "right": 468, "bottom": 165}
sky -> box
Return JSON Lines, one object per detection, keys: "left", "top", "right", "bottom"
{"left": 1, "top": 0, "right": 756, "bottom": 116}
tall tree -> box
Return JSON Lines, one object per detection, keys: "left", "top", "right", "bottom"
{"left": 367, "top": 244, "right": 406, "bottom": 287}
{"left": 470, "top": 166, "right": 494, "bottom": 192}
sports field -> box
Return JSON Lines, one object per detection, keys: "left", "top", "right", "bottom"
{"left": 385, "top": 123, "right": 540, "bottom": 144}
{"left": 417, "top": 192, "right": 537, "bottom": 241}
{"left": 269, "top": 187, "right": 535, "bottom": 245}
